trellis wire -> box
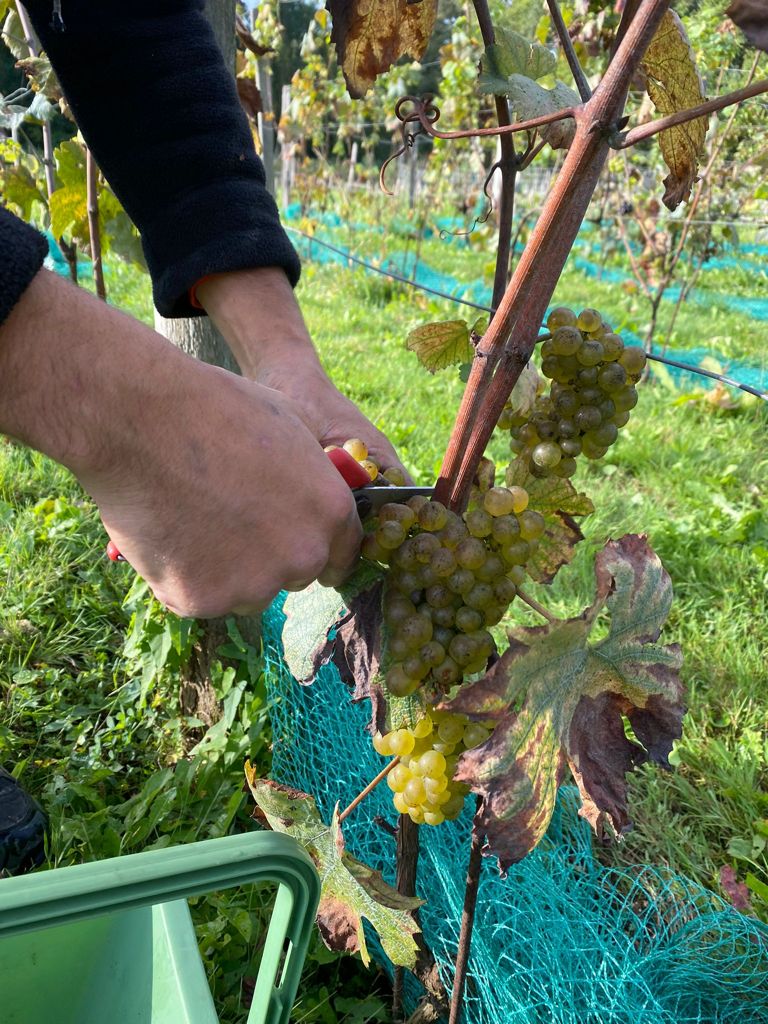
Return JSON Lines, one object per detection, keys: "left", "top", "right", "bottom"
{"left": 286, "top": 226, "right": 768, "bottom": 402}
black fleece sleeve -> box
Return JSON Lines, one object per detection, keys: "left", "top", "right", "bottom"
{"left": 0, "top": 209, "right": 48, "bottom": 325}
{"left": 24, "top": 0, "right": 300, "bottom": 317}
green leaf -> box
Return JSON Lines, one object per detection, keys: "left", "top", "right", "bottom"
{"left": 246, "top": 776, "right": 422, "bottom": 967}
{"left": 501, "top": 75, "right": 579, "bottom": 150}
{"left": 406, "top": 319, "right": 472, "bottom": 373}
{"left": 1, "top": 11, "right": 28, "bottom": 61}
{"left": 443, "top": 535, "right": 683, "bottom": 869}
{"left": 640, "top": 11, "right": 707, "bottom": 211}
{"left": 746, "top": 872, "right": 768, "bottom": 903}
{"left": 479, "top": 28, "right": 556, "bottom": 94}
{"left": 727, "top": 836, "right": 754, "bottom": 860}
{"left": 49, "top": 140, "right": 88, "bottom": 239}
{"left": 506, "top": 461, "right": 594, "bottom": 583}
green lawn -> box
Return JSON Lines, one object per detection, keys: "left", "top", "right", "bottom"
{"left": 1, "top": 239, "right": 766, "bottom": 1021}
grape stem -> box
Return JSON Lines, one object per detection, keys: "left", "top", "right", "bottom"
{"left": 516, "top": 588, "right": 559, "bottom": 624}
{"left": 338, "top": 757, "right": 400, "bottom": 823}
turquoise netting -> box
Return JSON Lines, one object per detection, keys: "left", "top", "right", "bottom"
{"left": 263, "top": 598, "right": 768, "bottom": 1023}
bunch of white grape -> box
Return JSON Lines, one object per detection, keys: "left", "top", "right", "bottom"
{"left": 507, "top": 307, "right": 646, "bottom": 477}
{"left": 373, "top": 707, "right": 491, "bottom": 825}
{"left": 362, "top": 484, "right": 543, "bottom": 698}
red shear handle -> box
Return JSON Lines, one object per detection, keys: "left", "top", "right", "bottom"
{"left": 105, "top": 446, "right": 371, "bottom": 562}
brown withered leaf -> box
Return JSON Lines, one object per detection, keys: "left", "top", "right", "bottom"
{"left": 327, "top": 0, "right": 438, "bottom": 99}
{"left": 245, "top": 774, "right": 422, "bottom": 966}
{"left": 640, "top": 11, "right": 707, "bottom": 210}
{"left": 727, "top": 0, "right": 768, "bottom": 53}
{"left": 236, "top": 77, "right": 262, "bottom": 120}
{"left": 506, "top": 460, "right": 594, "bottom": 584}
{"left": 442, "top": 535, "right": 684, "bottom": 870}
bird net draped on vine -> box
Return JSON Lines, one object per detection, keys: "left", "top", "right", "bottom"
{"left": 262, "top": 599, "right": 768, "bottom": 1023}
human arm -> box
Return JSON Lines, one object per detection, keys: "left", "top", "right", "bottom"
{"left": 0, "top": 269, "right": 362, "bottom": 617}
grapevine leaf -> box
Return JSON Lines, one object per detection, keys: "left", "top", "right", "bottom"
{"left": 640, "top": 11, "right": 707, "bottom": 210}
{"left": 1, "top": 11, "right": 27, "bottom": 61}
{"left": 507, "top": 361, "right": 540, "bottom": 422}
{"left": 282, "top": 562, "right": 385, "bottom": 684}
{"left": 406, "top": 320, "right": 472, "bottom": 373}
{"left": 16, "top": 55, "right": 62, "bottom": 103}
{"left": 479, "top": 28, "right": 556, "bottom": 94}
{"left": 245, "top": 776, "right": 422, "bottom": 967}
{"left": 506, "top": 461, "right": 593, "bottom": 583}
{"left": 727, "top": 0, "right": 768, "bottom": 53}
{"left": 486, "top": 73, "right": 578, "bottom": 150}
{"left": 443, "top": 535, "right": 683, "bottom": 870}
{"left": 327, "top": 0, "right": 438, "bottom": 99}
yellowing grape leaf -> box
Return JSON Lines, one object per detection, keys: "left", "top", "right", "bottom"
{"left": 327, "top": 0, "right": 438, "bottom": 99}
{"left": 246, "top": 775, "right": 422, "bottom": 966}
{"left": 442, "top": 535, "right": 683, "bottom": 870}
{"left": 727, "top": 0, "right": 768, "bottom": 53}
{"left": 482, "top": 73, "right": 578, "bottom": 149}
{"left": 640, "top": 11, "right": 707, "bottom": 210}
{"left": 506, "top": 460, "right": 594, "bottom": 583}
{"left": 478, "top": 28, "right": 556, "bottom": 94}
{"left": 406, "top": 320, "right": 474, "bottom": 373}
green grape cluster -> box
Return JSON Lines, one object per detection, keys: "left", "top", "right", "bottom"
{"left": 374, "top": 708, "right": 491, "bottom": 825}
{"left": 362, "top": 484, "right": 543, "bottom": 699}
{"left": 507, "top": 307, "right": 647, "bottom": 478}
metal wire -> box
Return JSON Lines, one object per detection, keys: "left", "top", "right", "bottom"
{"left": 286, "top": 225, "right": 768, "bottom": 403}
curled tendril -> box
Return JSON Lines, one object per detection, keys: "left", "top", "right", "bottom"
{"left": 379, "top": 96, "right": 442, "bottom": 195}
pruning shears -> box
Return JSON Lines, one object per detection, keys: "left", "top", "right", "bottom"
{"left": 105, "top": 446, "right": 433, "bottom": 563}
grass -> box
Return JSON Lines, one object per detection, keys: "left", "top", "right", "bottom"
{"left": 1, "top": 222, "right": 766, "bottom": 1020}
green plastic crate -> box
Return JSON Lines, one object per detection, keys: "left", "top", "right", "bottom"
{"left": 0, "top": 831, "right": 320, "bottom": 1024}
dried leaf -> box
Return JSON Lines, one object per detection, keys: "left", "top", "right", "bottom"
{"left": 506, "top": 461, "right": 594, "bottom": 583}
{"left": 236, "top": 15, "right": 275, "bottom": 57}
{"left": 640, "top": 11, "right": 707, "bottom": 210}
{"left": 727, "top": 0, "right": 768, "bottom": 53}
{"left": 478, "top": 28, "right": 556, "bottom": 93}
{"left": 443, "top": 535, "right": 684, "bottom": 870}
{"left": 236, "top": 77, "right": 262, "bottom": 120}
{"left": 406, "top": 320, "right": 473, "bottom": 373}
{"left": 15, "top": 55, "right": 62, "bottom": 103}
{"left": 327, "top": 0, "right": 438, "bottom": 99}
{"left": 246, "top": 775, "right": 422, "bottom": 966}
{"left": 506, "top": 361, "right": 541, "bottom": 422}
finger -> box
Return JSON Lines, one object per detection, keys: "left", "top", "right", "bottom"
{"left": 318, "top": 505, "right": 364, "bottom": 588}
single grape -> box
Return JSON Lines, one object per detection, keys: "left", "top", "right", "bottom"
{"left": 412, "top": 533, "right": 441, "bottom": 563}
{"left": 377, "top": 520, "right": 407, "bottom": 550}
{"left": 416, "top": 565, "right": 438, "bottom": 590}
{"left": 574, "top": 406, "right": 601, "bottom": 432}
{"left": 613, "top": 386, "right": 639, "bottom": 412}
{"left": 373, "top": 732, "right": 393, "bottom": 756}
{"left": 553, "top": 456, "right": 577, "bottom": 478}
{"left": 420, "top": 642, "right": 446, "bottom": 668}
{"left": 464, "top": 583, "right": 496, "bottom": 611}
{"left": 393, "top": 792, "right": 410, "bottom": 815}
{"left": 362, "top": 534, "right": 389, "bottom": 563}
{"left": 423, "top": 810, "right": 445, "bottom": 826}
{"left": 399, "top": 614, "right": 433, "bottom": 648}
{"left": 507, "top": 486, "right": 529, "bottom": 513}
{"left": 597, "top": 397, "right": 616, "bottom": 420}
{"left": 531, "top": 417, "right": 557, "bottom": 441}
{"left": 465, "top": 508, "right": 493, "bottom": 538}
{"left": 424, "top": 774, "right": 448, "bottom": 796}
{"left": 547, "top": 306, "right": 577, "bottom": 330}
{"left": 442, "top": 795, "right": 466, "bottom": 820}
{"left": 430, "top": 605, "right": 456, "bottom": 628}
{"left": 463, "top": 723, "right": 491, "bottom": 749}
{"left": 581, "top": 440, "right": 609, "bottom": 460}
{"left": 597, "top": 362, "right": 628, "bottom": 394}
{"left": 379, "top": 503, "right": 416, "bottom": 530}
{"left": 491, "top": 514, "right": 520, "bottom": 545}
{"left": 585, "top": 422, "right": 619, "bottom": 447}
{"left": 484, "top": 604, "right": 506, "bottom": 628}
{"left": 601, "top": 334, "right": 624, "bottom": 361}
{"left": 550, "top": 325, "right": 583, "bottom": 356}
{"left": 540, "top": 339, "right": 555, "bottom": 359}
{"left": 387, "top": 730, "right": 415, "bottom": 758}
{"left": 383, "top": 466, "right": 407, "bottom": 485}
{"left": 412, "top": 715, "right": 434, "bottom": 739}
{"left": 360, "top": 459, "right": 378, "bottom": 481}
{"left": 541, "top": 356, "right": 561, "bottom": 380}
{"left": 446, "top": 568, "right": 475, "bottom": 595}
{"left": 493, "top": 577, "right": 517, "bottom": 604}
{"left": 557, "top": 418, "right": 578, "bottom": 438}
{"left": 579, "top": 386, "right": 601, "bottom": 406}
{"left": 343, "top": 438, "right": 368, "bottom": 461}
{"left": 500, "top": 539, "right": 531, "bottom": 566}
{"left": 577, "top": 339, "right": 605, "bottom": 366}
{"left": 532, "top": 442, "right": 562, "bottom": 469}
{"left": 407, "top": 494, "right": 430, "bottom": 516}
{"left": 577, "top": 366, "right": 599, "bottom": 385}
{"left": 438, "top": 716, "right": 466, "bottom": 744}
{"left": 619, "top": 346, "right": 647, "bottom": 377}
{"left": 432, "top": 626, "right": 454, "bottom": 651}
{"left": 475, "top": 553, "right": 505, "bottom": 583}
{"left": 386, "top": 665, "right": 421, "bottom": 697}
{"left": 402, "top": 655, "right": 430, "bottom": 682}
{"left": 419, "top": 501, "right": 449, "bottom": 532}
{"left": 404, "top": 778, "right": 426, "bottom": 805}
{"left": 385, "top": 594, "right": 417, "bottom": 624}
{"left": 577, "top": 308, "right": 602, "bottom": 332}
{"left": 456, "top": 537, "right": 487, "bottom": 570}
{"left": 455, "top": 605, "right": 484, "bottom": 633}
{"left": 518, "top": 422, "right": 541, "bottom": 445}
{"left": 427, "top": 551, "right": 454, "bottom": 581}
{"left": 612, "top": 410, "right": 631, "bottom": 427}
{"left": 448, "top": 634, "right": 479, "bottom": 667}
{"left": 559, "top": 437, "right": 582, "bottom": 457}
{"left": 387, "top": 765, "right": 413, "bottom": 793}
{"left": 419, "top": 750, "right": 447, "bottom": 776}
{"left": 553, "top": 389, "right": 579, "bottom": 416}
{"left": 509, "top": 437, "right": 527, "bottom": 455}
{"left": 408, "top": 807, "right": 426, "bottom": 824}
{"left": 506, "top": 564, "right": 527, "bottom": 585}
{"left": 432, "top": 657, "right": 460, "bottom": 687}
{"left": 388, "top": 635, "right": 411, "bottom": 661}
{"left": 425, "top": 584, "right": 454, "bottom": 609}
{"left": 497, "top": 407, "right": 514, "bottom": 430}
{"left": 393, "top": 570, "right": 420, "bottom": 596}
{"left": 518, "top": 509, "right": 546, "bottom": 541}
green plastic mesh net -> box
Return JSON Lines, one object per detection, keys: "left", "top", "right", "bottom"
{"left": 262, "top": 599, "right": 768, "bottom": 1022}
